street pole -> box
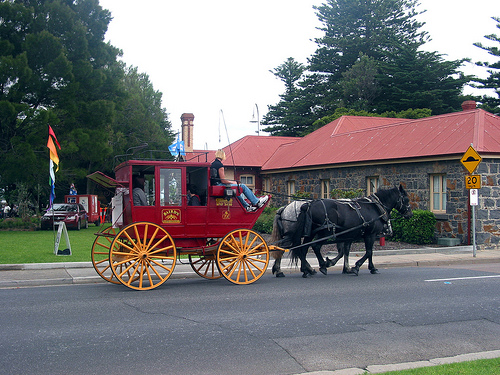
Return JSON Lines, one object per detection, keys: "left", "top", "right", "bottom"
{"left": 472, "top": 193, "right": 477, "bottom": 257}
{"left": 250, "top": 103, "right": 260, "bottom": 136}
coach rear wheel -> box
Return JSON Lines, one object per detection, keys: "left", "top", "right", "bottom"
{"left": 109, "top": 222, "right": 176, "bottom": 290}
{"left": 189, "top": 252, "right": 223, "bottom": 279}
{"left": 91, "top": 226, "right": 121, "bottom": 284}
{"left": 216, "top": 229, "right": 269, "bottom": 285}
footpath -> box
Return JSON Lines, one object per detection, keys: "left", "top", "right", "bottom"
{"left": 0, "top": 245, "right": 498, "bottom": 288}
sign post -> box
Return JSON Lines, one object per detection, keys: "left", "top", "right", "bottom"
{"left": 461, "top": 145, "right": 481, "bottom": 257}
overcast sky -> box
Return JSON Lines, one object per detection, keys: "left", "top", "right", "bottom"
{"left": 98, "top": 0, "right": 499, "bottom": 150}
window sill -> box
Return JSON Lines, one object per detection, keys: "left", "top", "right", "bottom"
{"left": 433, "top": 213, "right": 448, "bottom": 220}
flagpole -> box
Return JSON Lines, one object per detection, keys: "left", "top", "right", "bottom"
{"left": 47, "top": 126, "right": 61, "bottom": 253}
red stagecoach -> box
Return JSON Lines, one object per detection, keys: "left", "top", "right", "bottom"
{"left": 88, "top": 158, "right": 274, "bottom": 290}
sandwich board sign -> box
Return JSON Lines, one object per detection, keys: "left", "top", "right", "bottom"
{"left": 54, "top": 222, "right": 72, "bottom": 255}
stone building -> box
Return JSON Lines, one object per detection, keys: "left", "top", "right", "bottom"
{"left": 182, "top": 103, "right": 500, "bottom": 249}
{"left": 260, "top": 101, "right": 500, "bottom": 249}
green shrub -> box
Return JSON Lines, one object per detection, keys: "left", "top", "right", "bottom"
{"left": 330, "top": 188, "right": 364, "bottom": 199}
{"left": 253, "top": 206, "right": 278, "bottom": 234}
{"left": 389, "top": 209, "right": 436, "bottom": 244}
{"left": 0, "top": 217, "right": 40, "bottom": 230}
{"left": 292, "top": 191, "right": 312, "bottom": 200}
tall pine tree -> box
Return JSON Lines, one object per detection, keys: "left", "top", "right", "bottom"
{"left": 263, "top": 0, "right": 471, "bottom": 136}
{"left": 473, "top": 16, "right": 500, "bottom": 114}
{"left": 262, "top": 57, "right": 309, "bottom": 136}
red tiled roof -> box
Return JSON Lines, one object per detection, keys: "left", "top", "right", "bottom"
{"left": 184, "top": 136, "right": 298, "bottom": 166}
{"left": 262, "top": 109, "right": 500, "bottom": 171}
{"left": 220, "top": 135, "right": 298, "bottom": 167}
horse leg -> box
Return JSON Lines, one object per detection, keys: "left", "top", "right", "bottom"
{"left": 311, "top": 241, "right": 328, "bottom": 275}
{"left": 365, "top": 236, "right": 378, "bottom": 274}
{"left": 271, "top": 250, "right": 285, "bottom": 278}
{"left": 341, "top": 242, "right": 356, "bottom": 275}
{"left": 351, "top": 236, "right": 378, "bottom": 275}
{"left": 297, "top": 244, "right": 316, "bottom": 278}
{"left": 325, "top": 242, "right": 344, "bottom": 268}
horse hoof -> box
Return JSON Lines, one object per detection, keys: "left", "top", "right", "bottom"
{"left": 310, "top": 269, "right": 317, "bottom": 276}
{"left": 370, "top": 268, "right": 379, "bottom": 274}
{"left": 351, "top": 267, "right": 359, "bottom": 276}
{"left": 302, "top": 273, "right": 309, "bottom": 278}
{"left": 276, "top": 272, "right": 285, "bottom": 278}
{"left": 320, "top": 267, "right": 327, "bottom": 275}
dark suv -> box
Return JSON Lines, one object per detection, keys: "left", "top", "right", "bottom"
{"left": 41, "top": 203, "right": 88, "bottom": 230}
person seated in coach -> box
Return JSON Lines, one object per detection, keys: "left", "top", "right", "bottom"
{"left": 187, "top": 184, "right": 201, "bottom": 206}
{"left": 132, "top": 174, "right": 147, "bottom": 206}
{"left": 210, "top": 149, "right": 269, "bottom": 212}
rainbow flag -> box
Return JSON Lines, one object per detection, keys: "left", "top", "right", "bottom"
{"left": 47, "top": 126, "right": 61, "bottom": 209}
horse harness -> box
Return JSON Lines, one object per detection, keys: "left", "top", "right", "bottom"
{"left": 306, "top": 195, "right": 391, "bottom": 238}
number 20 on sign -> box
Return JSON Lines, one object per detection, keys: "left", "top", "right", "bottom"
{"left": 465, "top": 174, "right": 481, "bottom": 189}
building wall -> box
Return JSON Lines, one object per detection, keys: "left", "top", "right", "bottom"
{"left": 475, "top": 158, "right": 500, "bottom": 249}
{"left": 264, "top": 158, "right": 500, "bottom": 250}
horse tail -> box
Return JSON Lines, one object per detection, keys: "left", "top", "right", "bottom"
{"left": 270, "top": 207, "right": 285, "bottom": 244}
{"left": 270, "top": 207, "right": 286, "bottom": 260}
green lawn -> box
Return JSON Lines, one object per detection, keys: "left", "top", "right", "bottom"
{"left": 376, "top": 357, "right": 500, "bottom": 374}
{"left": 0, "top": 224, "right": 106, "bottom": 264}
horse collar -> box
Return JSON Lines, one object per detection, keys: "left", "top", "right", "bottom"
{"left": 369, "top": 194, "right": 390, "bottom": 222}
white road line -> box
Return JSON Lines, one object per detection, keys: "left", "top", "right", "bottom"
{"left": 425, "top": 275, "right": 500, "bottom": 282}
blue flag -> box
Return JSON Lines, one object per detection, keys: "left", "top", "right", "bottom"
{"left": 168, "top": 134, "right": 185, "bottom": 157}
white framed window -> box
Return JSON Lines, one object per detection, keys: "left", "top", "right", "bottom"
{"left": 430, "top": 174, "right": 446, "bottom": 213}
{"left": 321, "top": 179, "right": 330, "bottom": 199}
{"left": 240, "top": 175, "right": 255, "bottom": 191}
{"left": 287, "top": 180, "right": 295, "bottom": 203}
{"left": 367, "top": 177, "right": 379, "bottom": 195}
{"left": 160, "top": 168, "right": 182, "bottom": 206}
{"left": 263, "top": 177, "right": 271, "bottom": 194}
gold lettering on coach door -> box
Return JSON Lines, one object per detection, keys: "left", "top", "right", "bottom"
{"left": 216, "top": 198, "right": 233, "bottom": 207}
{"left": 162, "top": 209, "right": 181, "bottom": 223}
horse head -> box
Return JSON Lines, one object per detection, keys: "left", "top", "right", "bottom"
{"left": 374, "top": 184, "right": 412, "bottom": 219}
{"left": 395, "top": 184, "right": 413, "bottom": 219}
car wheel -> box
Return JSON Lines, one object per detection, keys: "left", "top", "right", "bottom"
{"left": 77, "top": 220, "right": 81, "bottom": 230}
{"left": 85, "top": 219, "right": 89, "bottom": 229}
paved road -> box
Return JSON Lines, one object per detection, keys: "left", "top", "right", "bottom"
{"left": 1, "top": 263, "right": 499, "bottom": 374}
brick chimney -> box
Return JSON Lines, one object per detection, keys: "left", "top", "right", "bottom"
{"left": 461, "top": 100, "right": 476, "bottom": 111}
{"left": 181, "top": 113, "right": 194, "bottom": 153}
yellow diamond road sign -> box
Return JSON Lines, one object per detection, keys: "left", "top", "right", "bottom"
{"left": 460, "top": 145, "right": 482, "bottom": 174}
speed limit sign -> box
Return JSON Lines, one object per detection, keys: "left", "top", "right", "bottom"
{"left": 465, "top": 174, "right": 481, "bottom": 189}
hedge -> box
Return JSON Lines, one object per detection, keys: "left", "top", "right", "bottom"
{"left": 389, "top": 209, "right": 436, "bottom": 245}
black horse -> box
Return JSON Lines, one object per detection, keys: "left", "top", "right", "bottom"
{"left": 272, "top": 185, "right": 413, "bottom": 278}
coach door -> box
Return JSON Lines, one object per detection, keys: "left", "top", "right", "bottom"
{"left": 158, "top": 167, "right": 184, "bottom": 234}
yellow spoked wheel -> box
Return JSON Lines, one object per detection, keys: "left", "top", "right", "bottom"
{"left": 216, "top": 229, "right": 269, "bottom": 285}
{"left": 109, "top": 222, "right": 176, "bottom": 290}
{"left": 91, "top": 226, "right": 120, "bottom": 284}
{"left": 189, "top": 252, "right": 223, "bottom": 279}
